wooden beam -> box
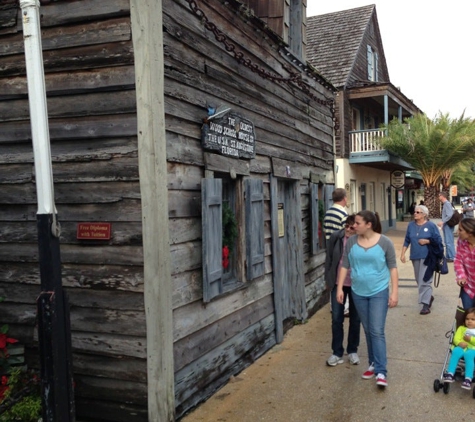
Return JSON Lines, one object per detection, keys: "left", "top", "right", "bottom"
{"left": 130, "top": 1, "right": 174, "bottom": 420}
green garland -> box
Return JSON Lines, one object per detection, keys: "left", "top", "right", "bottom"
{"left": 222, "top": 202, "right": 238, "bottom": 252}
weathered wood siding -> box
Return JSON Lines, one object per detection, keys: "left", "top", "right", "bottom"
{"left": 0, "top": 0, "right": 333, "bottom": 420}
{"left": 0, "top": 1, "right": 146, "bottom": 421}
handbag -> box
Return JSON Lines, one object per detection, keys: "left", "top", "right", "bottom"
{"left": 447, "top": 207, "right": 462, "bottom": 227}
{"left": 433, "top": 256, "right": 448, "bottom": 287}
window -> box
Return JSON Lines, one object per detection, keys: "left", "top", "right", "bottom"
{"left": 367, "top": 45, "right": 379, "bottom": 82}
{"left": 368, "top": 182, "right": 375, "bottom": 211}
{"left": 202, "top": 176, "right": 264, "bottom": 302}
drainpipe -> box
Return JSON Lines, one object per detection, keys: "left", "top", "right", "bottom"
{"left": 19, "top": 1, "right": 75, "bottom": 420}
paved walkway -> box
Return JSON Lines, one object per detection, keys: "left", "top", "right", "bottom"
{"left": 181, "top": 222, "right": 475, "bottom": 422}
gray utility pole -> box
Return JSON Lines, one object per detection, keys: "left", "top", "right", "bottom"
{"left": 19, "top": 1, "right": 75, "bottom": 420}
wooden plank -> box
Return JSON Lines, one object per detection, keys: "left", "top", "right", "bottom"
{"left": 168, "top": 190, "right": 201, "bottom": 218}
{"left": 175, "top": 314, "right": 276, "bottom": 413}
{"left": 0, "top": 181, "right": 141, "bottom": 204}
{"left": 0, "top": 17, "right": 131, "bottom": 57}
{"left": 0, "top": 281, "right": 144, "bottom": 310}
{"left": 76, "top": 397, "right": 147, "bottom": 422}
{"left": 0, "top": 243, "right": 144, "bottom": 265}
{"left": 0, "top": 163, "right": 32, "bottom": 183}
{"left": 38, "top": 0, "right": 130, "bottom": 27}
{"left": 0, "top": 66, "right": 135, "bottom": 99}
{"left": 69, "top": 307, "right": 146, "bottom": 336}
{"left": 172, "top": 275, "right": 273, "bottom": 342}
{"left": 271, "top": 157, "right": 302, "bottom": 179}
{"left": 173, "top": 294, "right": 273, "bottom": 371}
{"left": 72, "top": 353, "right": 146, "bottom": 382}
{"left": 0, "top": 90, "right": 137, "bottom": 122}
{"left": 75, "top": 374, "right": 147, "bottom": 405}
{"left": 168, "top": 217, "right": 201, "bottom": 245}
{"left": 170, "top": 241, "right": 202, "bottom": 275}
{"left": 0, "top": 114, "right": 137, "bottom": 143}
{"left": 0, "top": 201, "right": 142, "bottom": 222}
{"left": 0, "top": 262, "right": 144, "bottom": 291}
{"left": 0, "top": 41, "right": 134, "bottom": 76}
{"left": 0, "top": 137, "right": 138, "bottom": 164}
{"left": 71, "top": 331, "right": 146, "bottom": 358}
{"left": 171, "top": 269, "right": 202, "bottom": 309}
{"left": 167, "top": 162, "right": 202, "bottom": 190}
{"left": 203, "top": 152, "right": 251, "bottom": 175}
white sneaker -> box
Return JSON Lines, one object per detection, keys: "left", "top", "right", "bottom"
{"left": 376, "top": 373, "right": 387, "bottom": 387}
{"left": 326, "top": 355, "right": 344, "bottom": 366}
{"left": 348, "top": 353, "right": 360, "bottom": 365}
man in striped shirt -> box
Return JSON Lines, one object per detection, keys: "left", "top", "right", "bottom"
{"left": 324, "top": 188, "right": 348, "bottom": 240}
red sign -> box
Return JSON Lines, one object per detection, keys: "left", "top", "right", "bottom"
{"left": 77, "top": 222, "right": 111, "bottom": 240}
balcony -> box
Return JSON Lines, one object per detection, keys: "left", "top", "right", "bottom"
{"left": 349, "top": 129, "right": 413, "bottom": 171}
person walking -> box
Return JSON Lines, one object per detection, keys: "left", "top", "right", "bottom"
{"left": 400, "top": 205, "right": 443, "bottom": 315}
{"left": 325, "top": 214, "right": 361, "bottom": 367}
{"left": 336, "top": 211, "right": 399, "bottom": 388}
{"left": 323, "top": 188, "right": 348, "bottom": 240}
{"left": 437, "top": 192, "right": 455, "bottom": 262}
{"left": 463, "top": 198, "right": 474, "bottom": 218}
{"left": 324, "top": 187, "right": 350, "bottom": 315}
{"left": 455, "top": 218, "right": 475, "bottom": 309}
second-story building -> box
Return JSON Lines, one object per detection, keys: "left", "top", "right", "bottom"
{"left": 307, "top": 4, "right": 422, "bottom": 229}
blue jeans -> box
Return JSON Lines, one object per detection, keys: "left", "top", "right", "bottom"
{"left": 352, "top": 288, "right": 389, "bottom": 377}
{"left": 461, "top": 289, "right": 475, "bottom": 310}
{"left": 448, "top": 347, "right": 475, "bottom": 380}
{"left": 331, "top": 285, "right": 361, "bottom": 357}
{"left": 443, "top": 223, "right": 455, "bottom": 260}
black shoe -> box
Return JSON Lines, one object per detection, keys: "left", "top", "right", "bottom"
{"left": 420, "top": 305, "right": 431, "bottom": 315}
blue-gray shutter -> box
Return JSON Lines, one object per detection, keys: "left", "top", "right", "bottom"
{"left": 367, "top": 45, "right": 373, "bottom": 81}
{"left": 324, "top": 184, "right": 334, "bottom": 210}
{"left": 202, "top": 178, "right": 223, "bottom": 302}
{"left": 310, "top": 183, "right": 319, "bottom": 255}
{"left": 374, "top": 52, "right": 379, "bottom": 82}
{"left": 245, "top": 178, "right": 264, "bottom": 280}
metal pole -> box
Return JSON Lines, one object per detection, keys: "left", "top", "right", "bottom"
{"left": 19, "top": 1, "right": 75, "bottom": 420}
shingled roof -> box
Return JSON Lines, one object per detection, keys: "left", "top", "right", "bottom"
{"left": 306, "top": 5, "right": 376, "bottom": 88}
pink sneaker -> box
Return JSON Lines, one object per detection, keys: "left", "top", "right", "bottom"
{"left": 362, "top": 365, "right": 375, "bottom": 379}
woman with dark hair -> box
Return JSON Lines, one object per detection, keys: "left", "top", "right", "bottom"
{"left": 455, "top": 218, "right": 475, "bottom": 309}
{"left": 325, "top": 214, "right": 361, "bottom": 367}
{"left": 336, "top": 210, "right": 398, "bottom": 388}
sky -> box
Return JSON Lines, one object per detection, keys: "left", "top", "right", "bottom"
{"left": 306, "top": 1, "right": 474, "bottom": 119}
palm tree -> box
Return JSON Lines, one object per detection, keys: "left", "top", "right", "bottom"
{"left": 380, "top": 113, "right": 475, "bottom": 217}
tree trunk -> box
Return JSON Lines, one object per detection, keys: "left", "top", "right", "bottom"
{"left": 425, "top": 185, "right": 441, "bottom": 219}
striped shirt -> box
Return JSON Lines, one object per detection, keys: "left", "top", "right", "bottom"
{"left": 323, "top": 204, "right": 348, "bottom": 240}
{"left": 455, "top": 238, "right": 475, "bottom": 299}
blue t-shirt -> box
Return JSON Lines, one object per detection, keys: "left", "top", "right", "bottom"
{"left": 342, "top": 235, "right": 397, "bottom": 297}
{"left": 403, "top": 221, "right": 442, "bottom": 260}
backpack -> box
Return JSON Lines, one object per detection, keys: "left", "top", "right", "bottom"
{"left": 446, "top": 206, "right": 462, "bottom": 227}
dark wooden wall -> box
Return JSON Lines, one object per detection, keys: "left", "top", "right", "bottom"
{"left": 0, "top": 0, "right": 333, "bottom": 420}
{"left": 0, "top": 1, "right": 146, "bottom": 421}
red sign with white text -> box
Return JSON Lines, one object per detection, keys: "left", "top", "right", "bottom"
{"left": 77, "top": 223, "right": 111, "bottom": 240}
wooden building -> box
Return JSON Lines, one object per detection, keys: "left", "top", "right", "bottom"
{"left": 0, "top": 0, "right": 335, "bottom": 420}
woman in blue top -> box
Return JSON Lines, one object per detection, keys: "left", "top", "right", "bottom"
{"left": 400, "top": 205, "right": 443, "bottom": 315}
{"left": 336, "top": 210, "right": 398, "bottom": 388}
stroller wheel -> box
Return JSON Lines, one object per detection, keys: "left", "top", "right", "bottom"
{"left": 443, "top": 382, "right": 450, "bottom": 394}
{"left": 433, "top": 379, "right": 441, "bottom": 392}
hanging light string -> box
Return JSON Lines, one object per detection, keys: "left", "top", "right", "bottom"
{"left": 183, "top": 0, "right": 337, "bottom": 127}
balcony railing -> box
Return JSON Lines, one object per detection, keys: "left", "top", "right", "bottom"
{"left": 349, "top": 129, "right": 385, "bottom": 153}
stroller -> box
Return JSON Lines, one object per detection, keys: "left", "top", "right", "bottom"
{"left": 433, "top": 301, "right": 475, "bottom": 397}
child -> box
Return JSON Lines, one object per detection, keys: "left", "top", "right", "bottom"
{"left": 443, "top": 307, "right": 475, "bottom": 389}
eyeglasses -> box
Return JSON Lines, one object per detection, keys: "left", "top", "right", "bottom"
{"left": 345, "top": 225, "right": 355, "bottom": 230}
{"left": 414, "top": 211, "right": 423, "bottom": 214}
